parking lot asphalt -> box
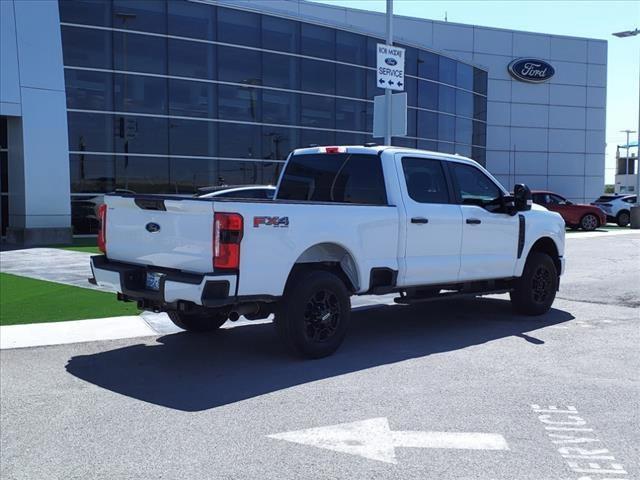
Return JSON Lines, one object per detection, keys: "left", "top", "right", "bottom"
{"left": 1, "top": 233, "right": 639, "bottom": 480}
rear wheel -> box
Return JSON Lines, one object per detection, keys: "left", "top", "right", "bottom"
{"left": 168, "top": 310, "right": 228, "bottom": 332}
{"left": 510, "top": 252, "right": 558, "bottom": 315}
{"left": 616, "top": 210, "right": 630, "bottom": 227}
{"left": 580, "top": 213, "right": 599, "bottom": 231}
{"left": 275, "top": 269, "right": 351, "bottom": 359}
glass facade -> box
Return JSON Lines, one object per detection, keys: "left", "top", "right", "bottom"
{"left": 58, "top": 0, "right": 488, "bottom": 233}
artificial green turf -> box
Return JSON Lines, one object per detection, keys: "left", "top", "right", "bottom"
{"left": 59, "top": 245, "right": 101, "bottom": 254}
{"left": 0, "top": 273, "right": 139, "bottom": 326}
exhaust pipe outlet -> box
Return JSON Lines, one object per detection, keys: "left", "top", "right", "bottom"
{"left": 228, "top": 303, "right": 260, "bottom": 321}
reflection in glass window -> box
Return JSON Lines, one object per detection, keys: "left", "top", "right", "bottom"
{"left": 403, "top": 45, "right": 418, "bottom": 77}
{"left": 168, "top": 0, "right": 216, "bottom": 40}
{"left": 301, "top": 23, "right": 335, "bottom": 60}
{"left": 262, "top": 16, "right": 299, "bottom": 53}
{"left": 70, "top": 155, "right": 115, "bottom": 193}
{"left": 455, "top": 143, "right": 472, "bottom": 158}
{"left": 336, "top": 31, "right": 366, "bottom": 64}
{"left": 115, "top": 155, "right": 169, "bottom": 193}
{"left": 114, "top": 74, "right": 167, "bottom": 114}
{"left": 335, "top": 132, "right": 367, "bottom": 147}
{"left": 417, "top": 80, "right": 437, "bottom": 111}
{"left": 112, "top": 0, "right": 167, "bottom": 34}
{"left": 262, "top": 52, "right": 299, "bottom": 90}
{"left": 418, "top": 140, "right": 438, "bottom": 152}
{"left": 218, "top": 46, "right": 261, "bottom": 85}
{"left": 438, "top": 85, "right": 456, "bottom": 114}
{"left": 456, "top": 89, "right": 473, "bottom": 118}
{"left": 301, "top": 96, "right": 335, "bottom": 129}
{"left": 262, "top": 90, "right": 297, "bottom": 125}
{"left": 218, "top": 160, "right": 263, "bottom": 185}
{"left": 473, "top": 121, "right": 487, "bottom": 147}
{"left": 336, "top": 65, "right": 366, "bottom": 99}
{"left": 169, "top": 119, "right": 217, "bottom": 157}
{"left": 218, "top": 123, "right": 261, "bottom": 159}
{"left": 170, "top": 158, "right": 217, "bottom": 193}
{"left": 168, "top": 39, "right": 216, "bottom": 80}
{"left": 455, "top": 117, "right": 472, "bottom": 145}
{"left": 59, "top": 0, "right": 111, "bottom": 27}
{"left": 365, "top": 69, "right": 380, "bottom": 99}
{"left": 114, "top": 115, "right": 168, "bottom": 155}
{"left": 404, "top": 76, "right": 417, "bottom": 109}
{"left": 262, "top": 127, "right": 297, "bottom": 160}
{"left": 406, "top": 107, "right": 417, "bottom": 137}
{"left": 417, "top": 110, "right": 437, "bottom": 139}
{"left": 418, "top": 51, "right": 438, "bottom": 80}
{"left": 394, "top": 137, "right": 417, "bottom": 149}
{"left": 456, "top": 63, "right": 473, "bottom": 91}
{"left": 474, "top": 68, "right": 488, "bottom": 95}
{"left": 168, "top": 79, "right": 217, "bottom": 118}
{"left": 300, "top": 129, "right": 335, "bottom": 148}
{"left": 114, "top": 32, "right": 167, "bottom": 74}
{"left": 438, "top": 142, "right": 456, "bottom": 154}
{"left": 336, "top": 100, "right": 367, "bottom": 132}
{"left": 474, "top": 94, "right": 487, "bottom": 121}
{"left": 217, "top": 7, "right": 260, "bottom": 47}
{"left": 71, "top": 195, "right": 105, "bottom": 234}
{"left": 301, "top": 58, "right": 335, "bottom": 95}
{"left": 62, "top": 26, "right": 112, "bottom": 69}
{"left": 67, "top": 112, "right": 114, "bottom": 152}
{"left": 472, "top": 147, "right": 486, "bottom": 166}
{"left": 402, "top": 157, "right": 449, "bottom": 204}
{"left": 439, "top": 56, "right": 457, "bottom": 85}
{"left": 451, "top": 162, "right": 501, "bottom": 206}
{"left": 218, "top": 85, "right": 261, "bottom": 122}
{"left": 65, "top": 69, "right": 113, "bottom": 111}
{"left": 278, "top": 153, "right": 386, "bottom": 204}
{"left": 438, "top": 115, "right": 455, "bottom": 142}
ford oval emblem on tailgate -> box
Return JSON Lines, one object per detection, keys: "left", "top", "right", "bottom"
{"left": 146, "top": 222, "right": 161, "bottom": 233}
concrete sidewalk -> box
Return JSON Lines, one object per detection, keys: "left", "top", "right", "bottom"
{"left": 0, "top": 248, "right": 108, "bottom": 291}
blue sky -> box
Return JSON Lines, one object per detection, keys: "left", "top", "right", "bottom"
{"left": 311, "top": 0, "right": 639, "bottom": 184}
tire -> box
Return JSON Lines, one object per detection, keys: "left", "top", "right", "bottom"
{"left": 510, "top": 252, "right": 558, "bottom": 315}
{"left": 274, "top": 269, "right": 351, "bottom": 359}
{"left": 168, "top": 310, "right": 228, "bottom": 332}
{"left": 616, "top": 210, "right": 630, "bottom": 227}
{"left": 580, "top": 213, "right": 599, "bottom": 231}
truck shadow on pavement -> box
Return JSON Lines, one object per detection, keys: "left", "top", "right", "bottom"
{"left": 65, "top": 298, "right": 573, "bottom": 411}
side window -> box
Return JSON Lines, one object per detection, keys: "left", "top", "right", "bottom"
{"left": 401, "top": 157, "right": 450, "bottom": 204}
{"left": 547, "top": 194, "right": 565, "bottom": 205}
{"left": 450, "top": 163, "right": 502, "bottom": 208}
{"left": 532, "top": 193, "right": 547, "bottom": 205}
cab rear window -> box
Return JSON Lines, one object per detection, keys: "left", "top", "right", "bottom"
{"left": 278, "top": 153, "right": 387, "bottom": 205}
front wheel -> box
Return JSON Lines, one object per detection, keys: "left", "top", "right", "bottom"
{"left": 616, "top": 210, "right": 630, "bottom": 227}
{"left": 168, "top": 310, "right": 228, "bottom": 332}
{"left": 580, "top": 213, "right": 599, "bottom": 231}
{"left": 510, "top": 252, "right": 558, "bottom": 315}
{"left": 275, "top": 269, "right": 351, "bottom": 359}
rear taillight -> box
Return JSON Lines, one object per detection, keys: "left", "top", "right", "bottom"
{"left": 213, "top": 212, "right": 243, "bottom": 270}
{"left": 97, "top": 203, "right": 107, "bottom": 253}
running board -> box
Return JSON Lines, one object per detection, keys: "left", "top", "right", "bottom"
{"left": 394, "top": 288, "right": 512, "bottom": 305}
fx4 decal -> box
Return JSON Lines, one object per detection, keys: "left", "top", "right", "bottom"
{"left": 253, "top": 216, "right": 289, "bottom": 228}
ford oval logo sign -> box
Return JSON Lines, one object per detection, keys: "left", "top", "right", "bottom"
{"left": 508, "top": 58, "right": 555, "bottom": 83}
{"left": 145, "top": 222, "right": 161, "bottom": 233}
{"left": 384, "top": 57, "right": 397, "bottom": 66}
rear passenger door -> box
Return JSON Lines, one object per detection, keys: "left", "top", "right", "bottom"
{"left": 396, "top": 155, "right": 463, "bottom": 286}
{"left": 448, "top": 162, "right": 519, "bottom": 281}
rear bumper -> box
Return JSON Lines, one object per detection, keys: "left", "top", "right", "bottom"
{"left": 90, "top": 255, "right": 239, "bottom": 308}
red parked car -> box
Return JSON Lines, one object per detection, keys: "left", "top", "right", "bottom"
{"left": 531, "top": 191, "right": 606, "bottom": 231}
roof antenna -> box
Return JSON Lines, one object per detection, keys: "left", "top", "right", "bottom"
{"left": 445, "top": 11, "right": 448, "bottom": 22}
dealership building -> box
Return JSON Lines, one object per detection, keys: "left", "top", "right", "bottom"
{"left": 0, "top": 0, "right": 607, "bottom": 243}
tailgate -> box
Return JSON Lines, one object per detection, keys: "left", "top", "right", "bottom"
{"left": 104, "top": 195, "right": 214, "bottom": 273}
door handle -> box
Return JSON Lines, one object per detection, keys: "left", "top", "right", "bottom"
{"left": 411, "top": 217, "right": 429, "bottom": 224}
{"left": 466, "top": 218, "right": 482, "bottom": 225}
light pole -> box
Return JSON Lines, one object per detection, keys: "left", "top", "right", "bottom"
{"left": 385, "top": 0, "right": 393, "bottom": 146}
{"left": 612, "top": 28, "right": 640, "bottom": 228}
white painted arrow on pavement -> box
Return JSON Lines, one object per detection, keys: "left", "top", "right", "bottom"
{"left": 268, "top": 417, "right": 509, "bottom": 464}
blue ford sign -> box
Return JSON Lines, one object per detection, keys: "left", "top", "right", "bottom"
{"left": 384, "top": 57, "right": 397, "bottom": 66}
{"left": 145, "top": 222, "right": 161, "bottom": 233}
{"left": 508, "top": 58, "right": 555, "bottom": 83}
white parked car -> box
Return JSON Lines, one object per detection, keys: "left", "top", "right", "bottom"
{"left": 592, "top": 195, "right": 637, "bottom": 227}
{"left": 91, "top": 146, "right": 566, "bottom": 358}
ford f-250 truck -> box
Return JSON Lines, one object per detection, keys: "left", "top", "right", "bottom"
{"left": 90, "top": 146, "right": 565, "bottom": 358}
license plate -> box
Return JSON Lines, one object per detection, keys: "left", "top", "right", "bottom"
{"left": 145, "top": 272, "right": 162, "bottom": 291}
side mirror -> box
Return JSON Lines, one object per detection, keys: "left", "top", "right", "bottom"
{"left": 513, "top": 184, "right": 532, "bottom": 211}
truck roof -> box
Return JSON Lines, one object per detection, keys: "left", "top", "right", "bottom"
{"left": 291, "top": 145, "right": 480, "bottom": 167}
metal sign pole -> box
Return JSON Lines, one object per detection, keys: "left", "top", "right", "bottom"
{"left": 385, "top": 0, "right": 393, "bottom": 146}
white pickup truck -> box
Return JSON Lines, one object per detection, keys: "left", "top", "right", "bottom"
{"left": 91, "top": 145, "right": 565, "bottom": 358}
